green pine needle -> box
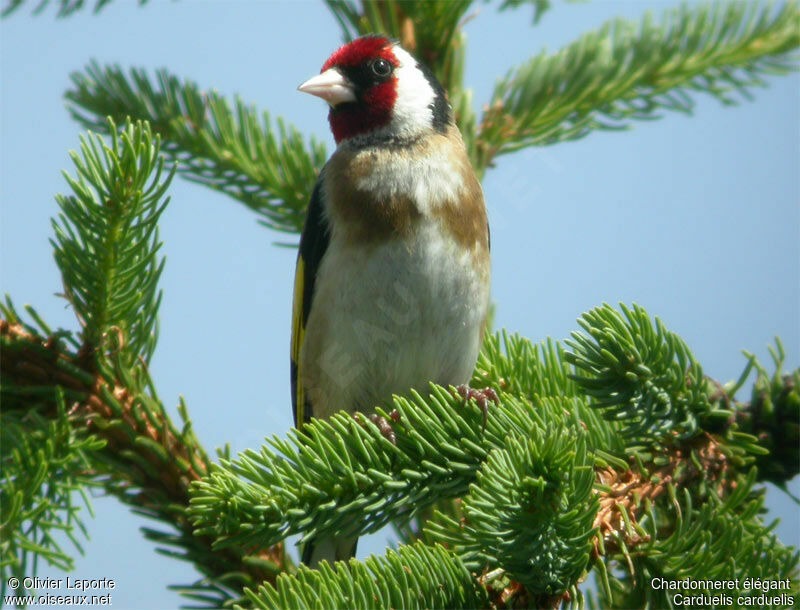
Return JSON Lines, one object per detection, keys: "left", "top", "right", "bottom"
{"left": 0, "top": 389, "right": 104, "bottom": 598}
{"left": 477, "top": 2, "right": 799, "bottom": 165}
{"left": 427, "top": 428, "right": 598, "bottom": 594}
{"left": 65, "top": 65, "right": 326, "bottom": 236}
{"left": 50, "top": 118, "right": 173, "bottom": 366}
{"left": 244, "top": 542, "right": 489, "bottom": 610}
{"left": 564, "top": 303, "right": 718, "bottom": 443}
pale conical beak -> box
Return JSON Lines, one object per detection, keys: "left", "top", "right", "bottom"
{"left": 298, "top": 68, "right": 356, "bottom": 107}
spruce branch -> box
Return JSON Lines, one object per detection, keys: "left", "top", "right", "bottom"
{"left": 564, "top": 303, "right": 799, "bottom": 486}
{"left": 188, "top": 307, "right": 797, "bottom": 606}
{"left": 245, "top": 542, "right": 489, "bottom": 610}
{"left": 0, "top": 383, "right": 103, "bottom": 598}
{"left": 6, "top": 289, "right": 796, "bottom": 604}
{"left": 473, "top": 332, "right": 581, "bottom": 400}
{"left": 733, "top": 339, "right": 800, "bottom": 487}
{"left": 189, "top": 384, "right": 602, "bottom": 555}
{"left": 60, "top": 3, "right": 799, "bottom": 222}
{"left": 65, "top": 64, "right": 326, "bottom": 236}
{"left": 1, "top": 118, "right": 293, "bottom": 606}
{"left": 595, "top": 469, "right": 799, "bottom": 608}
{"left": 591, "top": 432, "right": 735, "bottom": 561}
{"left": 426, "top": 427, "right": 597, "bottom": 597}
{"left": 190, "top": 383, "right": 605, "bottom": 604}
{"left": 476, "top": 1, "right": 800, "bottom": 167}
{"left": 497, "top": 0, "right": 555, "bottom": 25}
{"left": 1, "top": 0, "right": 147, "bottom": 18}
{"left": 564, "top": 303, "right": 722, "bottom": 444}
{"left": 51, "top": 118, "right": 172, "bottom": 366}
{"left": 0, "top": 301, "right": 289, "bottom": 607}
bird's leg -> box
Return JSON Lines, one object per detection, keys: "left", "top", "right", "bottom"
{"left": 455, "top": 385, "right": 499, "bottom": 432}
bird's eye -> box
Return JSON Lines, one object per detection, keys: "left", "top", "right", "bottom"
{"left": 370, "top": 58, "right": 392, "bottom": 77}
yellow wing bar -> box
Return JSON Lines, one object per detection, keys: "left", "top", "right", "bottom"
{"left": 290, "top": 255, "right": 307, "bottom": 428}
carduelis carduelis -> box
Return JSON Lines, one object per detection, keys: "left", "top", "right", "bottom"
{"left": 292, "top": 35, "right": 491, "bottom": 567}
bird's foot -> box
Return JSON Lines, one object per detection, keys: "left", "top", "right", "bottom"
{"left": 354, "top": 410, "right": 401, "bottom": 445}
{"left": 455, "top": 385, "right": 499, "bottom": 432}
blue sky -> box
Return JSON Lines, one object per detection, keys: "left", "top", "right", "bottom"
{"left": 2, "top": 1, "right": 798, "bottom": 608}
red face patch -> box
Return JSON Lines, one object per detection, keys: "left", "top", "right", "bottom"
{"left": 321, "top": 36, "right": 397, "bottom": 72}
{"left": 328, "top": 78, "right": 397, "bottom": 143}
{"left": 321, "top": 36, "right": 401, "bottom": 143}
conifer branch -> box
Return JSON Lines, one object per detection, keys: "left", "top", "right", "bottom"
{"left": 476, "top": 2, "right": 800, "bottom": 168}
{"left": 425, "top": 429, "right": 597, "bottom": 596}
{"left": 594, "top": 467, "right": 800, "bottom": 608}
{"left": 733, "top": 339, "right": 800, "bottom": 486}
{"left": 188, "top": 308, "right": 798, "bottom": 606}
{"left": 244, "top": 542, "right": 489, "bottom": 609}
{"left": 564, "top": 303, "right": 718, "bottom": 443}
{"left": 51, "top": 119, "right": 171, "bottom": 366}
{"left": 564, "top": 304, "right": 798, "bottom": 479}
{"left": 0, "top": 379, "right": 103, "bottom": 598}
{"left": 497, "top": 0, "right": 555, "bottom": 25}
{"left": 189, "top": 385, "right": 559, "bottom": 551}
{"left": 190, "top": 383, "right": 601, "bottom": 604}
{"left": 0, "top": 119, "right": 293, "bottom": 606}
{"left": 0, "top": 298, "right": 290, "bottom": 607}
{"left": 62, "top": 3, "right": 799, "bottom": 223}
{"left": 65, "top": 64, "right": 327, "bottom": 235}
{"left": 5, "top": 291, "right": 798, "bottom": 605}
{"left": 1, "top": 0, "right": 145, "bottom": 18}
{"left": 4, "top": 2, "right": 798, "bottom": 605}
{"left": 592, "top": 433, "right": 733, "bottom": 558}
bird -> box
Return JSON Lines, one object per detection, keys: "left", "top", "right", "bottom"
{"left": 292, "top": 34, "right": 491, "bottom": 568}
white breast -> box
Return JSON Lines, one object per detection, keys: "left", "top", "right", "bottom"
{"left": 337, "top": 141, "right": 466, "bottom": 215}
{"left": 301, "top": 222, "right": 489, "bottom": 418}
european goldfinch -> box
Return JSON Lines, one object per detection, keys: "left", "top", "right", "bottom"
{"left": 292, "top": 35, "right": 491, "bottom": 567}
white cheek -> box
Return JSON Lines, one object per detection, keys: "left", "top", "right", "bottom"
{"left": 389, "top": 47, "right": 436, "bottom": 135}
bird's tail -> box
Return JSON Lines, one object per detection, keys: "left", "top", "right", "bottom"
{"left": 301, "top": 535, "right": 358, "bottom": 568}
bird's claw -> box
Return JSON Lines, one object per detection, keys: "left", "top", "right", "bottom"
{"left": 354, "top": 410, "right": 401, "bottom": 445}
{"left": 455, "top": 385, "right": 499, "bottom": 432}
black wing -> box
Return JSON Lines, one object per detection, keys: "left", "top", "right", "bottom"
{"left": 290, "top": 173, "right": 331, "bottom": 428}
